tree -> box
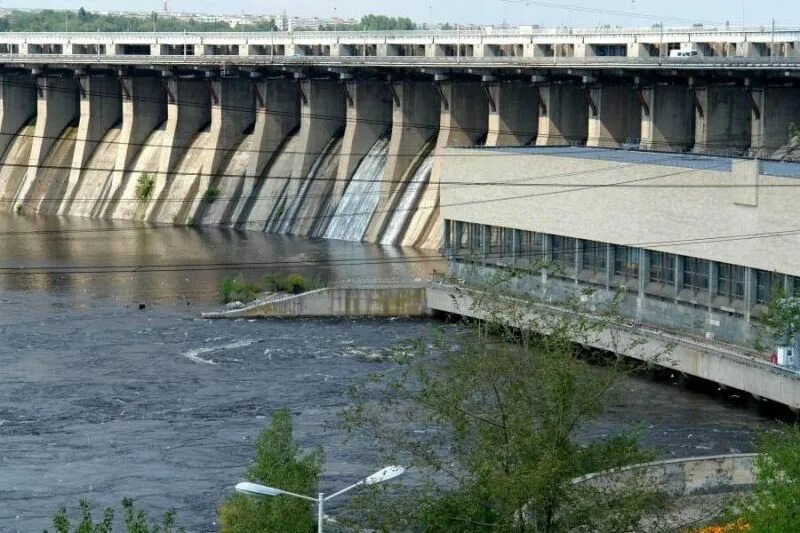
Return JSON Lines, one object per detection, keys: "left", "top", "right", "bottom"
{"left": 218, "top": 408, "right": 323, "bottom": 533}
{"left": 740, "top": 424, "right": 800, "bottom": 533}
{"left": 754, "top": 286, "right": 800, "bottom": 353}
{"left": 48, "top": 497, "right": 181, "bottom": 532}
{"left": 339, "top": 272, "right": 673, "bottom": 532}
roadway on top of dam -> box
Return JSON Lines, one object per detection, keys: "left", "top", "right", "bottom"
{"left": 8, "top": 54, "right": 800, "bottom": 72}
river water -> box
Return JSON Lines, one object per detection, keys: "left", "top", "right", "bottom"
{"left": 0, "top": 213, "right": 782, "bottom": 532}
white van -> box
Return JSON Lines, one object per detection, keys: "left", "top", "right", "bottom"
{"left": 669, "top": 50, "right": 699, "bottom": 58}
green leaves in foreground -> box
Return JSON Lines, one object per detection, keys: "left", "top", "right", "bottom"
{"left": 217, "top": 408, "right": 323, "bottom": 533}
{"left": 48, "top": 497, "right": 181, "bottom": 533}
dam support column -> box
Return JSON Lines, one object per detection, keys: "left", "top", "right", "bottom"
{"left": 587, "top": 84, "right": 641, "bottom": 148}
{"left": 16, "top": 75, "right": 80, "bottom": 208}
{"left": 0, "top": 73, "right": 36, "bottom": 160}
{"left": 60, "top": 74, "right": 122, "bottom": 214}
{"left": 105, "top": 75, "right": 167, "bottom": 209}
{"left": 485, "top": 82, "right": 538, "bottom": 146}
{"left": 147, "top": 75, "right": 210, "bottom": 220}
{"left": 182, "top": 76, "right": 255, "bottom": 221}
{"left": 332, "top": 80, "right": 392, "bottom": 202}
{"left": 693, "top": 85, "right": 751, "bottom": 155}
{"left": 404, "top": 81, "right": 488, "bottom": 249}
{"left": 289, "top": 78, "right": 346, "bottom": 188}
{"left": 231, "top": 77, "right": 299, "bottom": 225}
{"left": 639, "top": 85, "right": 694, "bottom": 152}
{"left": 535, "top": 83, "right": 587, "bottom": 146}
{"left": 365, "top": 81, "right": 439, "bottom": 243}
{"left": 749, "top": 87, "right": 800, "bottom": 158}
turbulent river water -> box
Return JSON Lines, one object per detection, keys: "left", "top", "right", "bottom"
{"left": 0, "top": 213, "right": 782, "bottom": 532}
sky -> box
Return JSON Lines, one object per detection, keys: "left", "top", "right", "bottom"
{"left": 3, "top": 0, "right": 796, "bottom": 28}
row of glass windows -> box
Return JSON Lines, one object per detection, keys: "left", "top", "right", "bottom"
{"left": 448, "top": 222, "right": 791, "bottom": 306}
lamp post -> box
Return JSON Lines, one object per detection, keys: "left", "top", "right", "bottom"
{"left": 235, "top": 465, "right": 405, "bottom": 533}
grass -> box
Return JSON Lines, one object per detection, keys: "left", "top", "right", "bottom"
{"left": 136, "top": 173, "right": 155, "bottom": 201}
{"left": 204, "top": 186, "right": 220, "bottom": 204}
{"left": 220, "top": 273, "right": 321, "bottom": 303}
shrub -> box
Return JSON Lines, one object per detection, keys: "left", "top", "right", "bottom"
{"left": 220, "top": 275, "right": 261, "bottom": 303}
{"left": 263, "top": 275, "right": 282, "bottom": 292}
{"left": 136, "top": 173, "right": 155, "bottom": 201}
{"left": 205, "top": 186, "right": 220, "bottom": 204}
{"left": 48, "top": 497, "right": 182, "bottom": 533}
{"left": 284, "top": 273, "right": 311, "bottom": 294}
{"left": 218, "top": 408, "right": 322, "bottom": 533}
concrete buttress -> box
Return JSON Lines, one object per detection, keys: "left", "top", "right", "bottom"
{"left": 147, "top": 77, "right": 210, "bottom": 221}
{"left": 60, "top": 75, "right": 122, "bottom": 214}
{"left": 639, "top": 85, "right": 694, "bottom": 152}
{"left": 485, "top": 82, "right": 538, "bottom": 146}
{"left": 404, "top": 81, "right": 487, "bottom": 249}
{"left": 587, "top": 84, "right": 641, "bottom": 148}
{"left": 749, "top": 87, "right": 800, "bottom": 158}
{"left": 0, "top": 74, "right": 36, "bottom": 161}
{"left": 535, "top": 83, "right": 588, "bottom": 146}
{"left": 364, "top": 81, "right": 438, "bottom": 244}
{"left": 230, "top": 78, "right": 299, "bottom": 226}
{"left": 16, "top": 76, "right": 80, "bottom": 207}
{"left": 693, "top": 86, "right": 751, "bottom": 155}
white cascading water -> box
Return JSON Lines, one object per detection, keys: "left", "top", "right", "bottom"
{"left": 277, "top": 136, "right": 338, "bottom": 235}
{"left": 381, "top": 153, "right": 434, "bottom": 245}
{"left": 324, "top": 136, "right": 390, "bottom": 242}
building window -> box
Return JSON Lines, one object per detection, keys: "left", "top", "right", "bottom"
{"left": 518, "top": 231, "right": 544, "bottom": 266}
{"left": 551, "top": 235, "right": 576, "bottom": 272}
{"left": 756, "top": 270, "right": 782, "bottom": 305}
{"left": 613, "top": 246, "right": 639, "bottom": 279}
{"left": 717, "top": 263, "right": 746, "bottom": 300}
{"left": 682, "top": 257, "right": 710, "bottom": 292}
{"left": 582, "top": 240, "right": 606, "bottom": 275}
{"left": 648, "top": 251, "right": 674, "bottom": 286}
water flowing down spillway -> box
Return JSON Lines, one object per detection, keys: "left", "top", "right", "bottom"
{"left": 324, "top": 137, "right": 390, "bottom": 242}
{"left": 277, "top": 136, "right": 339, "bottom": 235}
{"left": 381, "top": 153, "right": 434, "bottom": 245}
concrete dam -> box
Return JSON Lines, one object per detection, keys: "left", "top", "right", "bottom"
{"left": 0, "top": 73, "right": 449, "bottom": 248}
{"left": 4, "top": 26, "right": 800, "bottom": 250}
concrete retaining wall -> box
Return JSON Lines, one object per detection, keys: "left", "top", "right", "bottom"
{"left": 205, "top": 287, "right": 430, "bottom": 319}
{"left": 574, "top": 454, "right": 757, "bottom": 496}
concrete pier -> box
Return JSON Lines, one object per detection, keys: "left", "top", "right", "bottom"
{"left": 639, "top": 85, "right": 694, "bottom": 152}
{"left": 147, "top": 77, "right": 210, "bottom": 220}
{"left": 587, "top": 85, "right": 641, "bottom": 148}
{"left": 60, "top": 75, "right": 122, "bottom": 214}
{"left": 230, "top": 78, "right": 299, "bottom": 225}
{"left": 0, "top": 74, "right": 36, "bottom": 161}
{"left": 289, "top": 79, "right": 346, "bottom": 187}
{"left": 693, "top": 86, "right": 751, "bottom": 155}
{"left": 535, "top": 83, "right": 588, "bottom": 146}
{"left": 182, "top": 77, "right": 254, "bottom": 221}
{"left": 333, "top": 80, "right": 392, "bottom": 201}
{"left": 485, "top": 82, "right": 538, "bottom": 146}
{"left": 404, "top": 81, "right": 487, "bottom": 248}
{"left": 16, "top": 76, "right": 80, "bottom": 205}
{"left": 749, "top": 87, "right": 800, "bottom": 158}
{"left": 364, "top": 81, "right": 439, "bottom": 243}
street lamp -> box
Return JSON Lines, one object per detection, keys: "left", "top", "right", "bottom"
{"left": 235, "top": 465, "right": 405, "bottom": 533}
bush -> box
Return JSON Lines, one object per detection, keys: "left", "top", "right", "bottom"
{"left": 284, "top": 273, "right": 311, "bottom": 294}
{"left": 218, "top": 408, "right": 323, "bottom": 533}
{"left": 205, "top": 186, "right": 220, "bottom": 204}
{"left": 48, "top": 497, "right": 182, "bottom": 533}
{"left": 136, "top": 173, "right": 155, "bottom": 201}
{"left": 220, "top": 275, "right": 261, "bottom": 303}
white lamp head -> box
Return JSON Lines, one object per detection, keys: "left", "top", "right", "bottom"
{"left": 235, "top": 481, "right": 282, "bottom": 497}
{"left": 364, "top": 465, "right": 405, "bottom": 485}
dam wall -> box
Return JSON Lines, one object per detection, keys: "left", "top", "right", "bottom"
{"left": 2, "top": 58, "right": 800, "bottom": 248}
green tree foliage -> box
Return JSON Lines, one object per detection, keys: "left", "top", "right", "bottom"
{"left": 754, "top": 286, "right": 800, "bottom": 351}
{"left": 135, "top": 174, "right": 155, "bottom": 202}
{"left": 0, "top": 8, "right": 276, "bottom": 32}
{"left": 340, "top": 277, "right": 671, "bottom": 532}
{"left": 218, "top": 408, "right": 323, "bottom": 533}
{"left": 319, "top": 14, "right": 417, "bottom": 31}
{"left": 48, "top": 498, "right": 181, "bottom": 533}
{"left": 740, "top": 425, "right": 800, "bottom": 533}
{"left": 219, "top": 275, "right": 261, "bottom": 303}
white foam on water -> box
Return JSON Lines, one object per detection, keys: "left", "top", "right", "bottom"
{"left": 181, "top": 339, "right": 259, "bottom": 365}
